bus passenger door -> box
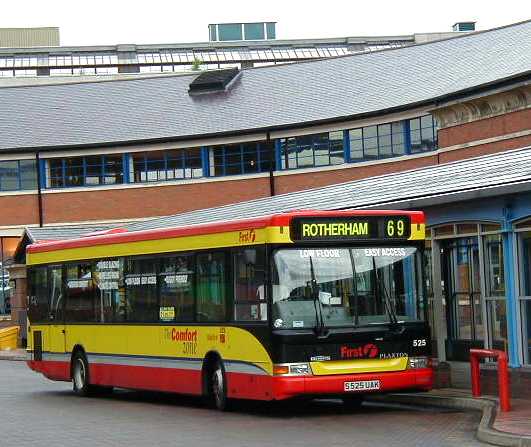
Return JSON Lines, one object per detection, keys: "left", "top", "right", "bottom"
{"left": 48, "top": 266, "right": 66, "bottom": 355}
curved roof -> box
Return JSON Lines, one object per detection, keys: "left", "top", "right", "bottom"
{"left": 1, "top": 20, "right": 530, "bottom": 153}
{"left": 123, "top": 146, "right": 531, "bottom": 232}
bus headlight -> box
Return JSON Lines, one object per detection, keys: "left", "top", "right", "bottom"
{"left": 408, "top": 357, "right": 432, "bottom": 369}
{"left": 273, "top": 363, "right": 312, "bottom": 376}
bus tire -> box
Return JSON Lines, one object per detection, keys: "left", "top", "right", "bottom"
{"left": 71, "top": 351, "right": 94, "bottom": 397}
{"left": 211, "top": 360, "right": 229, "bottom": 411}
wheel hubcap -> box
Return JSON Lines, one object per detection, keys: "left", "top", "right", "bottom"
{"left": 213, "top": 367, "right": 223, "bottom": 406}
{"left": 74, "top": 359, "right": 85, "bottom": 390}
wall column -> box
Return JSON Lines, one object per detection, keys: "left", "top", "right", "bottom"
{"left": 7, "top": 264, "right": 27, "bottom": 347}
{"left": 502, "top": 209, "right": 520, "bottom": 367}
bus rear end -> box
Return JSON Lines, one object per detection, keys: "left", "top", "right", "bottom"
{"left": 267, "top": 211, "right": 432, "bottom": 401}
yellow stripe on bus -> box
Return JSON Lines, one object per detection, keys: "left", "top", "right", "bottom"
{"left": 408, "top": 223, "right": 425, "bottom": 241}
{"left": 310, "top": 357, "right": 408, "bottom": 375}
{"left": 27, "top": 226, "right": 292, "bottom": 265}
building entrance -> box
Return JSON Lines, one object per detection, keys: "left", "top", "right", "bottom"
{"left": 442, "top": 237, "right": 484, "bottom": 361}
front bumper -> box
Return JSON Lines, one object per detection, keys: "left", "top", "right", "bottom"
{"left": 272, "top": 368, "right": 433, "bottom": 400}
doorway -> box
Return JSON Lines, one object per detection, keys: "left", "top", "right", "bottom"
{"left": 442, "top": 237, "right": 484, "bottom": 360}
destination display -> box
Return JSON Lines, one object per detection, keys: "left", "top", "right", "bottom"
{"left": 290, "top": 216, "right": 411, "bottom": 242}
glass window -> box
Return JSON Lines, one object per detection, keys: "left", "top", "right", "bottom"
{"left": 46, "top": 155, "right": 124, "bottom": 188}
{"left": 124, "top": 257, "right": 158, "bottom": 322}
{"left": 159, "top": 255, "right": 195, "bottom": 322}
{"left": 0, "top": 161, "right": 19, "bottom": 191}
{"left": 521, "top": 300, "right": 531, "bottom": 364}
{"left": 391, "top": 121, "right": 405, "bottom": 155}
{"left": 133, "top": 149, "right": 202, "bottom": 182}
{"left": 218, "top": 24, "right": 243, "bottom": 41}
{"left": 94, "top": 259, "right": 124, "bottom": 323}
{"left": 233, "top": 247, "right": 267, "bottom": 321}
{"left": 409, "top": 115, "right": 437, "bottom": 153}
{"left": 266, "top": 23, "right": 276, "bottom": 39}
{"left": 196, "top": 252, "right": 227, "bottom": 322}
{"left": 28, "top": 267, "right": 48, "bottom": 323}
{"left": 271, "top": 247, "right": 423, "bottom": 329}
{"left": 244, "top": 23, "right": 265, "bottom": 40}
{"left": 484, "top": 234, "right": 505, "bottom": 297}
{"left": 349, "top": 129, "right": 363, "bottom": 161}
{"left": 363, "top": 126, "right": 378, "bottom": 159}
{"left": 487, "top": 299, "right": 508, "bottom": 348}
{"left": 378, "top": 124, "right": 392, "bottom": 158}
{"left": 519, "top": 231, "right": 531, "bottom": 296}
{"left": 49, "top": 266, "right": 64, "bottom": 322}
{"left": 19, "top": 160, "right": 37, "bottom": 190}
{"left": 281, "top": 132, "right": 345, "bottom": 170}
{"left": 211, "top": 142, "right": 269, "bottom": 177}
{"left": 209, "top": 25, "right": 218, "bottom": 41}
{"left": 65, "top": 263, "right": 95, "bottom": 322}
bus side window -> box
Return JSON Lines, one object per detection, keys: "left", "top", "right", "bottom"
{"left": 94, "top": 258, "right": 124, "bottom": 323}
{"left": 27, "top": 267, "right": 49, "bottom": 323}
{"left": 196, "top": 252, "right": 227, "bottom": 322}
{"left": 158, "top": 255, "right": 195, "bottom": 323}
{"left": 65, "top": 263, "right": 95, "bottom": 323}
{"left": 233, "top": 247, "right": 267, "bottom": 322}
{"left": 48, "top": 266, "right": 63, "bottom": 322}
{"left": 124, "top": 257, "right": 158, "bottom": 322}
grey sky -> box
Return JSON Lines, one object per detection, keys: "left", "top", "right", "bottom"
{"left": 0, "top": 0, "right": 529, "bottom": 46}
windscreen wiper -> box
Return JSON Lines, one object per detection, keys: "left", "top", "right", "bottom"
{"left": 372, "top": 256, "right": 398, "bottom": 325}
{"left": 309, "top": 256, "right": 326, "bottom": 336}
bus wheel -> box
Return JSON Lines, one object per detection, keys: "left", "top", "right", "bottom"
{"left": 72, "top": 352, "right": 93, "bottom": 397}
{"left": 211, "top": 360, "right": 229, "bottom": 411}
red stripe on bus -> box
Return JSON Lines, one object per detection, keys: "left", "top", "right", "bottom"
{"left": 28, "top": 360, "right": 432, "bottom": 401}
{"left": 271, "top": 369, "right": 434, "bottom": 400}
{"left": 28, "top": 210, "right": 425, "bottom": 254}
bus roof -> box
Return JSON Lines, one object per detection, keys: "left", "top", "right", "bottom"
{"left": 26, "top": 210, "right": 424, "bottom": 264}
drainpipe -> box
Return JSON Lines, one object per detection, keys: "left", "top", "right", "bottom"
{"left": 267, "top": 131, "right": 275, "bottom": 197}
{"left": 35, "top": 152, "right": 44, "bottom": 227}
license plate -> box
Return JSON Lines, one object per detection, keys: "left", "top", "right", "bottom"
{"left": 344, "top": 380, "right": 381, "bottom": 392}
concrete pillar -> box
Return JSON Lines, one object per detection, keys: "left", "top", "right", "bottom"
{"left": 8, "top": 264, "right": 27, "bottom": 347}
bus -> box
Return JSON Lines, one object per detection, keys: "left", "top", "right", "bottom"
{"left": 26, "top": 210, "right": 433, "bottom": 410}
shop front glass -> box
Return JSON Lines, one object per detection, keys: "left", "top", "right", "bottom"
{"left": 433, "top": 223, "right": 507, "bottom": 361}
{"left": 517, "top": 226, "right": 531, "bottom": 364}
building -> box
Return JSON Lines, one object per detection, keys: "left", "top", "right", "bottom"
{"left": 1, "top": 19, "right": 531, "bottom": 392}
{"left": 0, "top": 27, "right": 59, "bottom": 48}
{"left": 0, "top": 23, "right": 467, "bottom": 79}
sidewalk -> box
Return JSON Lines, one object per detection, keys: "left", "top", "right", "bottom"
{"left": 369, "top": 388, "right": 531, "bottom": 446}
{"left": 0, "top": 348, "right": 26, "bottom": 361}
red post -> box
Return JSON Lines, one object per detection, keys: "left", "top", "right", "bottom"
{"left": 497, "top": 352, "right": 511, "bottom": 412}
{"left": 469, "top": 348, "right": 511, "bottom": 412}
{"left": 470, "top": 354, "right": 481, "bottom": 397}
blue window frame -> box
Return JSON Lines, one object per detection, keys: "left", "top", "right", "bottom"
{"left": 349, "top": 122, "right": 406, "bottom": 162}
{"left": 47, "top": 155, "right": 123, "bottom": 188}
{"left": 280, "top": 132, "right": 344, "bottom": 170}
{"left": 0, "top": 159, "right": 37, "bottom": 191}
{"left": 349, "top": 115, "right": 436, "bottom": 162}
{"left": 132, "top": 148, "right": 203, "bottom": 183}
{"left": 210, "top": 141, "right": 273, "bottom": 177}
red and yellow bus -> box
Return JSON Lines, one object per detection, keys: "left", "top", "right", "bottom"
{"left": 26, "top": 210, "right": 433, "bottom": 410}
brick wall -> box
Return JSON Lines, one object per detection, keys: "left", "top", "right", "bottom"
{"left": 437, "top": 108, "right": 531, "bottom": 148}
{"left": 41, "top": 176, "right": 271, "bottom": 224}
{"left": 0, "top": 195, "right": 39, "bottom": 227}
